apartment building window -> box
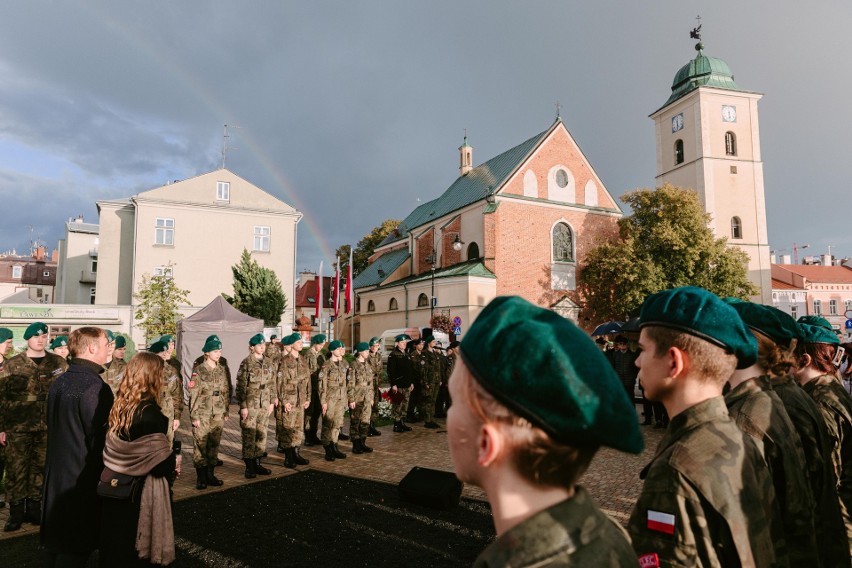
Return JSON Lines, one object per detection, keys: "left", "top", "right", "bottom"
{"left": 253, "top": 226, "right": 270, "bottom": 252}
{"left": 153, "top": 266, "right": 174, "bottom": 279}
{"left": 155, "top": 218, "right": 174, "bottom": 245}
{"left": 12, "top": 265, "right": 22, "bottom": 279}
{"left": 790, "top": 305, "right": 798, "bottom": 319}
{"left": 92, "top": 260, "right": 98, "bottom": 273}
{"left": 731, "top": 217, "right": 742, "bottom": 239}
{"left": 847, "top": 300, "right": 852, "bottom": 313}
{"left": 217, "top": 181, "right": 230, "bottom": 201}
{"left": 830, "top": 300, "right": 838, "bottom": 315}
{"left": 90, "top": 288, "right": 96, "bottom": 305}
{"left": 813, "top": 299, "right": 822, "bottom": 315}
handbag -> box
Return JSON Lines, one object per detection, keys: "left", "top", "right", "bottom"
{"left": 97, "top": 466, "right": 142, "bottom": 501}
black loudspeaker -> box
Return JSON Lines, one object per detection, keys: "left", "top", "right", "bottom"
{"left": 398, "top": 466, "right": 463, "bottom": 510}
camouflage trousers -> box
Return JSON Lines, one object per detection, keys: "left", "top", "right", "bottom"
{"left": 321, "top": 398, "right": 346, "bottom": 445}
{"left": 276, "top": 404, "right": 305, "bottom": 448}
{"left": 159, "top": 399, "right": 175, "bottom": 446}
{"left": 370, "top": 383, "right": 381, "bottom": 427}
{"left": 241, "top": 407, "right": 270, "bottom": 459}
{"left": 5, "top": 431, "right": 47, "bottom": 501}
{"left": 192, "top": 415, "right": 225, "bottom": 468}
{"left": 391, "top": 388, "right": 411, "bottom": 421}
{"left": 350, "top": 397, "right": 372, "bottom": 440}
{"left": 420, "top": 379, "right": 440, "bottom": 423}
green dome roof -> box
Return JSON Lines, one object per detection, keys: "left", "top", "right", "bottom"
{"left": 663, "top": 43, "right": 743, "bottom": 107}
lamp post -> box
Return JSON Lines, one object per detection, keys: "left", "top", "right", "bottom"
{"left": 428, "top": 233, "right": 464, "bottom": 323}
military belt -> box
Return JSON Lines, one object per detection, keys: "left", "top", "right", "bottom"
{"left": 258, "top": 384, "right": 265, "bottom": 390}
{"left": 8, "top": 394, "right": 47, "bottom": 402}
{"left": 213, "top": 390, "right": 221, "bottom": 396}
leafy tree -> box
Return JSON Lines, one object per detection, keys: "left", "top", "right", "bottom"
{"left": 134, "top": 263, "right": 190, "bottom": 344}
{"left": 224, "top": 249, "right": 288, "bottom": 326}
{"left": 335, "top": 219, "right": 401, "bottom": 277}
{"left": 577, "top": 184, "right": 757, "bottom": 322}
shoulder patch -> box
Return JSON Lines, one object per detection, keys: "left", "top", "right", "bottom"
{"left": 638, "top": 553, "right": 660, "bottom": 568}
{"left": 189, "top": 380, "right": 196, "bottom": 389}
{"left": 646, "top": 510, "right": 675, "bottom": 535}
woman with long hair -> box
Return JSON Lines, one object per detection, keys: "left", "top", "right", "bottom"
{"left": 99, "top": 352, "right": 182, "bottom": 567}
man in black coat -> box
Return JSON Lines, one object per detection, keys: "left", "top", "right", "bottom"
{"left": 42, "top": 327, "right": 114, "bottom": 567}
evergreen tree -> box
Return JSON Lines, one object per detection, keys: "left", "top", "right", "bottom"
{"left": 134, "top": 263, "right": 190, "bottom": 344}
{"left": 225, "top": 249, "right": 288, "bottom": 326}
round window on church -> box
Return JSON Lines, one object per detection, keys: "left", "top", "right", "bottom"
{"left": 556, "top": 169, "right": 569, "bottom": 188}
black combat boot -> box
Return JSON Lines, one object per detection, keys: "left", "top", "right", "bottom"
{"left": 284, "top": 448, "right": 297, "bottom": 469}
{"left": 424, "top": 421, "right": 440, "bottom": 429}
{"left": 368, "top": 424, "right": 382, "bottom": 436}
{"left": 393, "top": 421, "right": 405, "bottom": 433}
{"left": 323, "top": 444, "right": 336, "bottom": 462}
{"left": 400, "top": 421, "right": 412, "bottom": 432}
{"left": 207, "top": 466, "right": 224, "bottom": 487}
{"left": 4, "top": 500, "right": 24, "bottom": 531}
{"left": 195, "top": 467, "right": 208, "bottom": 490}
{"left": 243, "top": 458, "right": 257, "bottom": 479}
{"left": 332, "top": 443, "right": 347, "bottom": 459}
{"left": 338, "top": 431, "right": 350, "bottom": 441}
{"left": 24, "top": 498, "right": 41, "bottom": 525}
{"left": 277, "top": 443, "right": 287, "bottom": 454}
{"left": 351, "top": 439, "right": 364, "bottom": 454}
{"left": 254, "top": 458, "right": 271, "bottom": 475}
{"left": 361, "top": 439, "right": 374, "bottom": 453}
{"left": 294, "top": 447, "right": 310, "bottom": 465}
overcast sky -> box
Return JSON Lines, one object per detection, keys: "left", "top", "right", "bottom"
{"left": 0, "top": 1, "right": 849, "bottom": 272}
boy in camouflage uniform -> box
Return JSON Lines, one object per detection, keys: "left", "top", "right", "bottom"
{"left": 367, "top": 337, "right": 383, "bottom": 436}
{"left": 49, "top": 336, "right": 69, "bottom": 361}
{"left": 101, "top": 335, "right": 127, "bottom": 394}
{"left": 387, "top": 335, "right": 413, "bottom": 432}
{"left": 192, "top": 334, "right": 232, "bottom": 402}
{"left": 275, "top": 333, "right": 311, "bottom": 468}
{"left": 236, "top": 334, "right": 275, "bottom": 478}
{"left": 189, "top": 336, "right": 230, "bottom": 490}
{"left": 420, "top": 336, "right": 442, "bottom": 429}
{"left": 0, "top": 322, "right": 69, "bottom": 531}
{"left": 150, "top": 340, "right": 184, "bottom": 446}
{"left": 304, "top": 334, "right": 327, "bottom": 446}
{"left": 319, "top": 340, "right": 349, "bottom": 461}
{"left": 348, "top": 343, "right": 374, "bottom": 454}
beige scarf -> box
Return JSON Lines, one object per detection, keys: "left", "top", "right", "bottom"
{"left": 103, "top": 432, "right": 175, "bottom": 565}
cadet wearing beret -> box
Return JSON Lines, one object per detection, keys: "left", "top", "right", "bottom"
{"left": 406, "top": 338, "right": 426, "bottom": 424}
{"left": 275, "top": 333, "right": 311, "bottom": 468}
{"left": 0, "top": 322, "right": 69, "bottom": 531}
{"left": 795, "top": 323, "right": 852, "bottom": 558}
{"left": 448, "top": 296, "right": 642, "bottom": 567}
{"left": 235, "top": 333, "right": 275, "bottom": 478}
{"left": 387, "top": 334, "right": 413, "bottom": 432}
{"left": 367, "top": 337, "right": 383, "bottom": 436}
{"left": 798, "top": 315, "right": 835, "bottom": 332}
{"left": 189, "top": 336, "right": 229, "bottom": 489}
{"left": 419, "top": 336, "right": 442, "bottom": 429}
{"left": 628, "top": 287, "right": 783, "bottom": 567}
{"left": 435, "top": 341, "right": 459, "bottom": 417}
{"left": 318, "top": 340, "right": 349, "bottom": 461}
{"left": 192, "top": 335, "right": 232, "bottom": 403}
{"left": 49, "top": 336, "right": 70, "bottom": 361}
{"left": 149, "top": 340, "right": 184, "bottom": 446}
{"left": 101, "top": 334, "right": 127, "bottom": 395}
{"left": 0, "top": 328, "right": 12, "bottom": 509}
{"left": 304, "top": 334, "right": 327, "bottom": 446}
{"left": 266, "top": 334, "right": 283, "bottom": 367}
{"left": 348, "top": 342, "right": 375, "bottom": 454}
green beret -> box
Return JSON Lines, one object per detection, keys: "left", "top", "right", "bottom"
{"left": 249, "top": 333, "right": 266, "bottom": 346}
{"left": 798, "top": 315, "right": 833, "bottom": 332}
{"left": 424, "top": 335, "right": 435, "bottom": 344}
{"left": 205, "top": 334, "right": 220, "bottom": 343}
{"left": 461, "top": 296, "right": 644, "bottom": 454}
{"left": 23, "top": 322, "right": 48, "bottom": 340}
{"left": 311, "top": 334, "right": 327, "bottom": 345}
{"left": 282, "top": 333, "right": 299, "bottom": 346}
{"left": 328, "top": 340, "right": 344, "bottom": 351}
{"left": 355, "top": 341, "right": 369, "bottom": 353}
{"left": 0, "top": 328, "right": 13, "bottom": 342}
{"left": 369, "top": 337, "right": 381, "bottom": 346}
{"left": 149, "top": 341, "right": 168, "bottom": 354}
{"left": 114, "top": 336, "right": 126, "bottom": 349}
{"left": 724, "top": 300, "right": 800, "bottom": 349}
{"left": 798, "top": 323, "right": 840, "bottom": 345}
{"left": 105, "top": 330, "right": 115, "bottom": 343}
{"left": 290, "top": 332, "right": 303, "bottom": 344}
{"left": 394, "top": 334, "right": 411, "bottom": 342}
{"left": 203, "top": 338, "right": 222, "bottom": 353}
{"left": 160, "top": 334, "right": 174, "bottom": 343}
{"left": 270, "top": 334, "right": 278, "bottom": 340}
{"left": 50, "top": 336, "right": 68, "bottom": 350}
{"left": 640, "top": 287, "right": 757, "bottom": 369}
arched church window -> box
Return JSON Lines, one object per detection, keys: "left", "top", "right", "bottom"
{"left": 731, "top": 217, "right": 742, "bottom": 239}
{"left": 552, "top": 222, "right": 574, "bottom": 263}
{"left": 674, "top": 139, "right": 684, "bottom": 165}
{"left": 725, "top": 132, "right": 737, "bottom": 156}
{"left": 367, "top": 300, "right": 375, "bottom": 312}
{"left": 417, "top": 293, "right": 428, "bottom": 308}
{"left": 389, "top": 297, "right": 398, "bottom": 311}
{"left": 467, "top": 242, "right": 480, "bottom": 260}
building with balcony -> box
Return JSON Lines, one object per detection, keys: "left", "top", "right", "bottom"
{"left": 55, "top": 216, "right": 100, "bottom": 304}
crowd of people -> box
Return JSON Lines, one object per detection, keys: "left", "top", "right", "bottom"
{"left": 1, "top": 286, "right": 851, "bottom": 566}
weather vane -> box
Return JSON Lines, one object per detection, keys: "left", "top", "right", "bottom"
{"left": 555, "top": 100, "right": 561, "bottom": 120}
{"left": 690, "top": 15, "right": 702, "bottom": 40}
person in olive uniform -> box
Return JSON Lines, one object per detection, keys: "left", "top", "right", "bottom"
{"left": 0, "top": 328, "right": 12, "bottom": 510}
{"left": 628, "top": 287, "right": 784, "bottom": 568}
{"left": 367, "top": 337, "right": 383, "bottom": 436}
{"left": 149, "top": 340, "right": 183, "bottom": 446}
{"left": 158, "top": 334, "right": 181, "bottom": 377}
{"left": 319, "top": 340, "right": 349, "bottom": 461}
{"left": 420, "top": 336, "right": 442, "bottom": 428}
{"left": 192, "top": 334, "right": 232, "bottom": 402}
{"left": 101, "top": 335, "right": 127, "bottom": 394}
{"left": 276, "top": 333, "right": 311, "bottom": 468}
{"left": 49, "top": 336, "right": 70, "bottom": 361}
{"left": 435, "top": 340, "right": 459, "bottom": 417}
{"left": 304, "top": 334, "right": 327, "bottom": 446}
{"left": 236, "top": 333, "right": 275, "bottom": 478}
{"left": 348, "top": 342, "right": 374, "bottom": 454}
{"left": 189, "top": 336, "right": 230, "bottom": 490}
{"left": 387, "top": 334, "right": 413, "bottom": 432}
{"left": 406, "top": 339, "right": 426, "bottom": 423}
{"left": 448, "top": 296, "right": 644, "bottom": 567}
{"left": 0, "top": 322, "right": 69, "bottom": 531}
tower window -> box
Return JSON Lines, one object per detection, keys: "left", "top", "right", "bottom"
{"left": 674, "top": 140, "right": 684, "bottom": 165}
{"left": 725, "top": 132, "right": 737, "bottom": 156}
{"left": 466, "top": 242, "right": 480, "bottom": 260}
{"left": 731, "top": 217, "right": 742, "bottom": 239}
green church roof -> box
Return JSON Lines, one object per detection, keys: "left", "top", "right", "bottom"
{"left": 352, "top": 247, "right": 410, "bottom": 289}
{"left": 662, "top": 42, "right": 744, "bottom": 108}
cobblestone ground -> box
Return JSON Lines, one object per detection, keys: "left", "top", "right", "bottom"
{"left": 0, "top": 402, "right": 663, "bottom": 542}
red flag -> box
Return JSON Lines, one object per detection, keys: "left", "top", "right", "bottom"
{"left": 315, "top": 261, "right": 323, "bottom": 321}
{"left": 333, "top": 267, "right": 340, "bottom": 319}
{"left": 345, "top": 248, "right": 353, "bottom": 314}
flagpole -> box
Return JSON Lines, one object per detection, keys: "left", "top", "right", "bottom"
{"left": 348, "top": 247, "right": 354, "bottom": 348}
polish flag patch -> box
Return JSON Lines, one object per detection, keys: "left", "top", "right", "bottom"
{"left": 638, "top": 553, "right": 660, "bottom": 568}
{"left": 647, "top": 510, "right": 675, "bottom": 535}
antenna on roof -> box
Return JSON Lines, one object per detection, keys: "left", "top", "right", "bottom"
{"left": 555, "top": 100, "right": 561, "bottom": 120}
{"left": 221, "top": 124, "right": 240, "bottom": 169}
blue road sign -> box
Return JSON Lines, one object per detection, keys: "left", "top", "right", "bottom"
{"left": 453, "top": 326, "right": 462, "bottom": 335}
{"left": 452, "top": 316, "right": 462, "bottom": 327}
{"left": 845, "top": 319, "right": 852, "bottom": 329}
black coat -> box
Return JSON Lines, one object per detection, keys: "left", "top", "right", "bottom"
{"left": 41, "top": 358, "right": 114, "bottom": 553}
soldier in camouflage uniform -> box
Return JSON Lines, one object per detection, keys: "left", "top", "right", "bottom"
{"left": 628, "top": 288, "right": 784, "bottom": 568}
{"left": 275, "top": 333, "right": 311, "bottom": 468}
{"left": 48, "top": 336, "right": 69, "bottom": 361}
{"left": 367, "top": 337, "right": 383, "bottom": 436}
{"left": 188, "top": 336, "right": 229, "bottom": 490}
{"left": 419, "top": 336, "right": 442, "bottom": 429}
{"left": 435, "top": 340, "right": 459, "bottom": 417}
{"left": 101, "top": 335, "right": 127, "bottom": 394}
{"left": 319, "top": 340, "right": 349, "bottom": 461}
{"left": 236, "top": 333, "right": 275, "bottom": 478}
{"left": 0, "top": 322, "right": 69, "bottom": 531}
{"left": 192, "top": 334, "right": 232, "bottom": 401}
{"left": 0, "top": 328, "right": 12, "bottom": 510}
{"left": 406, "top": 339, "right": 425, "bottom": 423}
{"left": 348, "top": 342, "right": 374, "bottom": 454}
{"left": 149, "top": 340, "right": 183, "bottom": 446}
{"left": 158, "top": 334, "right": 182, "bottom": 377}
{"left": 795, "top": 323, "right": 852, "bottom": 558}
{"left": 265, "top": 334, "right": 283, "bottom": 367}
{"left": 304, "top": 334, "right": 327, "bottom": 446}
{"left": 387, "top": 334, "right": 413, "bottom": 432}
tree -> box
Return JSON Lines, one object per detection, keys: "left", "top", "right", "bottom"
{"left": 335, "top": 219, "right": 401, "bottom": 278}
{"left": 134, "top": 263, "right": 190, "bottom": 344}
{"left": 577, "top": 184, "right": 757, "bottom": 322}
{"left": 224, "top": 249, "right": 288, "bottom": 326}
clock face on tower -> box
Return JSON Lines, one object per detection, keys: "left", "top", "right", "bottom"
{"left": 722, "top": 105, "right": 737, "bottom": 123}
{"left": 671, "top": 113, "right": 684, "bottom": 133}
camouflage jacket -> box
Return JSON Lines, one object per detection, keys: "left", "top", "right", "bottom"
{"left": 277, "top": 355, "right": 310, "bottom": 407}
{"left": 0, "top": 352, "right": 68, "bottom": 432}
{"left": 159, "top": 362, "right": 184, "bottom": 422}
{"left": 628, "top": 396, "right": 784, "bottom": 568}
{"left": 368, "top": 351, "right": 383, "bottom": 386}
{"left": 474, "top": 486, "right": 637, "bottom": 568}
{"left": 347, "top": 358, "right": 373, "bottom": 405}
{"left": 318, "top": 358, "right": 348, "bottom": 406}
{"left": 100, "top": 357, "right": 126, "bottom": 395}
{"left": 189, "top": 361, "right": 229, "bottom": 420}
{"left": 725, "top": 376, "right": 818, "bottom": 565}
{"left": 409, "top": 350, "right": 428, "bottom": 384}
{"left": 193, "top": 354, "right": 232, "bottom": 400}
{"left": 423, "top": 349, "right": 442, "bottom": 384}
{"left": 236, "top": 354, "right": 276, "bottom": 410}
{"left": 265, "top": 342, "right": 283, "bottom": 367}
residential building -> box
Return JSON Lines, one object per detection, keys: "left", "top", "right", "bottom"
{"left": 55, "top": 216, "right": 100, "bottom": 304}
{"left": 0, "top": 247, "right": 57, "bottom": 304}
{"left": 772, "top": 264, "right": 852, "bottom": 339}
{"left": 294, "top": 271, "right": 335, "bottom": 336}
{"left": 771, "top": 278, "right": 807, "bottom": 322}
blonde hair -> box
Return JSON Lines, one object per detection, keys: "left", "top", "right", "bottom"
{"left": 643, "top": 326, "right": 737, "bottom": 385}
{"left": 108, "top": 352, "right": 164, "bottom": 437}
{"left": 754, "top": 332, "right": 796, "bottom": 377}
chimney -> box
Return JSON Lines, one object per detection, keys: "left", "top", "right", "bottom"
{"left": 51, "top": 249, "right": 58, "bottom": 263}
{"left": 459, "top": 132, "right": 472, "bottom": 176}
{"left": 35, "top": 246, "right": 45, "bottom": 261}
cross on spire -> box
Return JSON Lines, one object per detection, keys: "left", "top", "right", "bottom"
{"left": 555, "top": 100, "right": 562, "bottom": 120}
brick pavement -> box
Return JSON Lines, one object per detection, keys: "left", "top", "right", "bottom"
{"left": 0, "top": 402, "right": 663, "bottom": 541}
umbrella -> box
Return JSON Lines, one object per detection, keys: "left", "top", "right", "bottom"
{"left": 591, "top": 321, "right": 624, "bottom": 336}
{"left": 621, "top": 317, "right": 641, "bottom": 333}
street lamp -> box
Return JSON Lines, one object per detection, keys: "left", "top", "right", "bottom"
{"left": 427, "top": 233, "right": 464, "bottom": 322}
